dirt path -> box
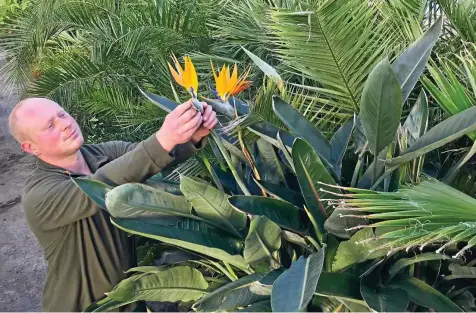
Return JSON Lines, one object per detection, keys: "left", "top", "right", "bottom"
{"left": 0, "top": 53, "right": 46, "bottom": 311}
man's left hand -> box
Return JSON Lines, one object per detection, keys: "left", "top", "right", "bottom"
{"left": 191, "top": 102, "right": 218, "bottom": 144}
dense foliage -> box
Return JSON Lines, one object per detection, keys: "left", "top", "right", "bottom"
{"left": 1, "top": 0, "right": 476, "bottom": 312}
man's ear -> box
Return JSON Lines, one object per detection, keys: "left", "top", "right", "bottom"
{"left": 21, "top": 141, "right": 37, "bottom": 155}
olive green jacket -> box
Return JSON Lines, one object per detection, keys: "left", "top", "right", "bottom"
{"left": 22, "top": 134, "right": 204, "bottom": 312}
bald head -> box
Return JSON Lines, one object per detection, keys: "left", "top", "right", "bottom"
{"left": 9, "top": 98, "right": 57, "bottom": 143}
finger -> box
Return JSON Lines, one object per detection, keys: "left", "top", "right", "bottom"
{"left": 171, "top": 99, "right": 193, "bottom": 117}
{"left": 202, "top": 104, "right": 213, "bottom": 122}
{"left": 177, "top": 108, "right": 198, "bottom": 124}
{"left": 183, "top": 123, "right": 203, "bottom": 140}
{"left": 178, "top": 112, "right": 202, "bottom": 134}
{"left": 203, "top": 112, "right": 217, "bottom": 128}
{"left": 207, "top": 118, "right": 218, "bottom": 130}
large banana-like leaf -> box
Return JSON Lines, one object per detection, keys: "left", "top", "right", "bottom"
{"left": 388, "top": 253, "right": 453, "bottom": 281}
{"left": 105, "top": 183, "right": 192, "bottom": 218}
{"left": 360, "top": 58, "right": 403, "bottom": 156}
{"left": 273, "top": 96, "right": 334, "bottom": 175}
{"left": 107, "top": 266, "right": 208, "bottom": 302}
{"left": 242, "top": 46, "right": 283, "bottom": 86}
{"left": 292, "top": 138, "right": 337, "bottom": 237}
{"left": 255, "top": 138, "right": 286, "bottom": 185}
{"left": 253, "top": 180, "right": 305, "bottom": 208}
{"left": 402, "top": 90, "right": 429, "bottom": 146}
{"left": 388, "top": 275, "right": 463, "bottom": 312}
{"left": 237, "top": 300, "right": 272, "bottom": 312}
{"left": 386, "top": 106, "right": 476, "bottom": 166}
{"left": 180, "top": 175, "right": 247, "bottom": 238}
{"left": 361, "top": 277, "right": 409, "bottom": 312}
{"left": 271, "top": 250, "right": 325, "bottom": 312}
{"left": 392, "top": 16, "right": 442, "bottom": 102}
{"left": 73, "top": 177, "right": 111, "bottom": 210}
{"left": 229, "top": 196, "right": 308, "bottom": 234}
{"left": 139, "top": 88, "right": 177, "bottom": 113}
{"left": 315, "top": 272, "right": 363, "bottom": 301}
{"left": 248, "top": 121, "right": 295, "bottom": 150}
{"left": 330, "top": 118, "right": 354, "bottom": 177}
{"left": 111, "top": 218, "right": 248, "bottom": 270}
{"left": 193, "top": 273, "right": 268, "bottom": 312}
{"left": 244, "top": 216, "right": 282, "bottom": 266}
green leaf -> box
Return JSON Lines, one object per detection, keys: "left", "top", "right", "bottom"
{"left": 194, "top": 273, "right": 268, "bottom": 312}
{"left": 256, "top": 138, "right": 286, "bottom": 185}
{"left": 315, "top": 272, "right": 363, "bottom": 301}
{"left": 180, "top": 175, "right": 247, "bottom": 238}
{"left": 330, "top": 118, "right": 355, "bottom": 176}
{"left": 402, "top": 90, "right": 429, "bottom": 146}
{"left": 324, "top": 235, "right": 339, "bottom": 272}
{"left": 361, "top": 282, "right": 409, "bottom": 312}
{"left": 293, "top": 138, "right": 337, "bottom": 237}
{"left": 386, "top": 106, "right": 476, "bottom": 166}
{"left": 360, "top": 58, "right": 403, "bottom": 155}
{"left": 244, "top": 216, "right": 282, "bottom": 266}
{"left": 83, "top": 295, "right": 135, "bottom": 312}
{"left": 392, "top": 16, "right": 442, "bottom": 102}
{"left": 105, "top": 183, "right": 192, "bottom": 218}
{"left": 253, "top": 180, "right": 305, "bottom": 208}
{"left": 229, "top": 196, "right": 308, "bottom": 234}
{"left": 242, "top": 46, "right": 283, "bottom": 86}
{"left": 108, "top": 266, "right": 208, "bottom": 302}
{"left": 388, "top": 253, "right": 452, "bottom": 280}
{"left": 357, "top": 147, "right": 388, "bottom": 189}
{"left": 73, "top": 178, "right": 111, "bottom": 210}
{"left": 111, "top": 218, "right": 248, "bottom": 270}
{"left": 273, "top": 96, "right": 334, "bottom": 175}
{"left": 388, "top": 275, "right": 463, "bottom": 312}
{"left": 271, "top": 250, "right": 325, "bottom": 312}
{"left": 248, "top": 121, "right": 295, "bottom": 150}
{"left": 238, "top": 300, "right": 272, "bottom": 312}
{"left": 139, "top": 88, "right": 177, "bottom": 113}
{"left": 332, "top": 228, "right": 388, "bottom": 272}
{"left": 144, "top": 176, "right": 182, "bottom": 195}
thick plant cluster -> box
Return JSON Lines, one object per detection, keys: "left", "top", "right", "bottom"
{"left": 2, "top": 0, "right": 476, "bottom": 312}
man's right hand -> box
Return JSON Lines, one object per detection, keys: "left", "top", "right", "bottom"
{"left": 155, "top": 99, "right": 202, "bottom": 152}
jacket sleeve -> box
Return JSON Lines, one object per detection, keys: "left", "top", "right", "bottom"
{"left": 23, "top": 134, "right": 206, "bottom": 231}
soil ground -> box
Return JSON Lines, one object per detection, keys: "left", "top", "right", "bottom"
{"left": 0, "top": 52, "right": 47, "bottom": 311}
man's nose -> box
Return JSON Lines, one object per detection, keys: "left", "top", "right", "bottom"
{"left": 59, "top": 118, "right": 72, "bottom": 131}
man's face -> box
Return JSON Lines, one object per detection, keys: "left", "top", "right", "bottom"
{"left": 19, "top": 99, "right": 84, "bottom": 158}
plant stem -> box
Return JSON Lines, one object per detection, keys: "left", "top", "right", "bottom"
{"left": 210, "top": 261, "right": 236, "bottom": 281}
{"left": 351, "top": 142, "right": 368, "bottom": 187}
{"left": 199, "top": 151, "right": 224, "bottom": 192}
{"left": 223, "top": 262, "right": 238, "bottom": 280}
{"left": 306, "top": 235, "right": 321, "bottom": 250}
{"left": 211, "top": 131, "right": 251, "bottom": 195}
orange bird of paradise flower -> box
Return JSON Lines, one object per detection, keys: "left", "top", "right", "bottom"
{"left": 168, "top": 54, "right": 203, "bottom": 112}
{"left": 211, "top": 61, "right": 252, "bottom": 101}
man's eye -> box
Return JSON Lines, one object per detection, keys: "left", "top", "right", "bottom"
{"left": 47, "top": 123, "right": 54, "bottom": 129}
{"left": 59, "top": 112, "right": 65, "bottom": 117}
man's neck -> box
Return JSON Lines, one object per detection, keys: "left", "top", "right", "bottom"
{"left": 40, "top": 150, "right": 92, "bottom": 175}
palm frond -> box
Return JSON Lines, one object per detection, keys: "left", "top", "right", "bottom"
{"left": 332, "top": 179, "right": 476, "bottom": 259}
{"left": 437, "top": 0, "right": 476, "bottom": 43}
{"left": 422, "top": 43, "right": 476, "bottom": 139}
{"left": 268, "top": 0, "right": 420, "bottom": 125}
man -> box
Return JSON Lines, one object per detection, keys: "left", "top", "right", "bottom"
{"left": 8, "top": 97, "right": 217, "bottom": 312}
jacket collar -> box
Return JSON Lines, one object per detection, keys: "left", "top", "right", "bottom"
{"left": 36, "top": 145, "right": 109, "bottom": 175}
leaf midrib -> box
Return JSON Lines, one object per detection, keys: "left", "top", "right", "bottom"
{"left": 314, "top": 11, "right": 359, "bottom": 112}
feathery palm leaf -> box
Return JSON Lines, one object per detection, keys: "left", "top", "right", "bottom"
{"left": 332, "top": 179, "right": 476, "bottom": 259}
{"left": 437, "top": 0, "right": 476, "bottom": 43}
{"left": 268, "top": 0, "right": 422, "bottom": 126}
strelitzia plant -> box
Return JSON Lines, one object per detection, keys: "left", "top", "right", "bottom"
{"left": 211, "top": 62, "right": 252, "bottom": 102}
{"left": 168, "top": 54, "right": 203, "bottom": 113}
